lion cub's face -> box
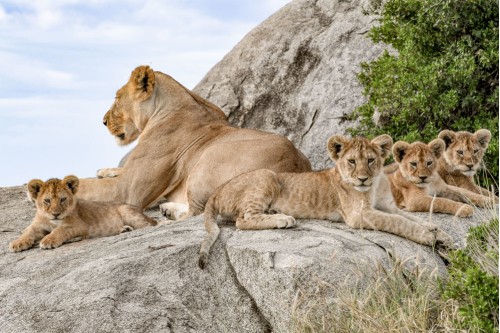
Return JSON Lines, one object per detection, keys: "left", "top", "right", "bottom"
{"left": 102, "top": 66, "right": 156, "bottom": 146}
{"left": 438, "top": 129, "right": 491, "bottom": 176}
{"left": 393, "top": 139, "right": 445, "bottom": 188}
{"left": 27, "top": 176, "right": 79, "bottom": 221}
{"left": 328, "top": 135, "right": 393, "bottom": 192}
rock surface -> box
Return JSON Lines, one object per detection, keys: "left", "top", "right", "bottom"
{"left": 0, "top": 185, "right": 490, "bottom": 333}
{"left": 1, "top": 0, "right": 495, "bottom": 332}
{"left": 194, "top": 0, "right": 387, "bottom": 170}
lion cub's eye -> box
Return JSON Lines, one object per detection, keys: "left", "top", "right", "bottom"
{"left": 426, "top": 161, "right": 433, "bottom": 166}
{"left": 473, "top": 149, "right": 479, "bottom": 155}
{"left": 367, "top": 158, "right": 375, "bottom": 165}
{"left": 457, "top": 150, "right": 464, "bottom": 156}
{"left": 60, "top": 197, "right": 67, "bottom": 204}
{"left": 348, "top": 159, "right": 356, "bottom": 165}
{"left": 410, "top": 162, "right": 417, "bottom": 168}
{"left": 43, "top": 198, "right": 51, "bottom": 205}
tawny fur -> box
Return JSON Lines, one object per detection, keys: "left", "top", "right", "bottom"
{"left": 437, "top": 129, "right": 498, "bottom": 199}
{"left": 387, "top": 139, "right": 496, "bottom": 217}
{"left": 198, "top": 135, "right": 453, "bottom": 269}
{"left": 9, "top": 176, "right": 156, "bottom": 252}
{"left": 78, "top": 65, "right": 311, "bottom": 218}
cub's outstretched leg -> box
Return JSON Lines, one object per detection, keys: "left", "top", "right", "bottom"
{"left": 9, "top": 223, "right": 50, "bottom": 252}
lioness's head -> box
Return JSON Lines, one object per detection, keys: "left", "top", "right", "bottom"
{"left": 393, "top": 139, "right": 445, "bottom": 188}
{"left": 327, "top": 135, "right": 393, "bottom": 192}
{"left": 27, "top": 176, "right": 79, "bottom": 221}
{"left": 438, "top": 129, "right": 491, "bottom": 176}
{"left": 103, "top": 66, "right": 156, "bottom": 145}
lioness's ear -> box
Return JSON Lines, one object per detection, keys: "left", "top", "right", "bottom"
{"left": 392, "top": 141, "right": 410, "bottom": 163}
{"left": 130, "top": 65, "right": 155, "bottom": 101}
{"left": 327, "top": 135, "right": 349, "bottom": 161}
{"left": 371, "top": 134, "right": 393, "bottom": 160}
{"left": 429, "top": 139, "right": 445, "bottom": 159}
{"left": 438, "top": 130, "right": 456, "bottom": 150}
{"left": 63, "top": 175, "right": 79, "bottom": 195}
{"left": 27, "top": 179, "right": 44, "bottom": 201}
{"left": 474, "top": 129, "right": 491, "bottom": 149}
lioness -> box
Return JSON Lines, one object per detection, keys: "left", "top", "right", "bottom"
{"left": 198, "top": 135, "right": 453, "bottom": 269}
{"left": 437, "top": 129, "right": 497, "bottom": 197}
{"left": 387, "top": 139, "right": 495, "bottom": 217}
{"left": 9, "top": 176, "right": 156, "bottom": 252}
{"left": 77, "top": 65, "right": 311, "bottom": 218}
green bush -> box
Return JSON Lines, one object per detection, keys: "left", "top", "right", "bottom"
{"left": 442, "top": 219, "right": 499, "bottom": 332}
{"left": 350, "top": 0, "right": 499, "bottom": 187}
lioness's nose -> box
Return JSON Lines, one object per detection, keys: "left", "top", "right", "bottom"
{"left": 358, "top": 176, "right": 368, "bottom": 183}
{"left": 103, "top": 119, "right": 108, "bottom": 126}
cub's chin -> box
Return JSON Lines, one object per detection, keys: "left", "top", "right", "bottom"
{"left": 354, "top": 185, "right": 371, "bottom": 192}
{"left": 462, "top": 170, "right": 476, "bottom": 176}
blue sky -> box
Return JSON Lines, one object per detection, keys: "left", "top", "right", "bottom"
{"left": 0, "top": 0, "right": 290, "bottom": 187}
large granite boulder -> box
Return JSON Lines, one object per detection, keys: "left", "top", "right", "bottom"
{"left": 194, "top": 0, "right": 387, "bottom": 170}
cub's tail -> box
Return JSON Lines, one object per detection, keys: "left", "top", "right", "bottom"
{"left": 198, "top": 195, "right": 220, "bottom": 270}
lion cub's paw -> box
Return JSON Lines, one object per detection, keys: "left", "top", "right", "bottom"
{"left": 457, "top": 204, "right": 474, "bottom": 218}
{"left": 120, "top": 226, "right": 134, "bottom": 233}
{"left": 274, "top": 214, "right": 296, "bottom": 229}
{"left": 40, "top": 234, "right": 63, "bottom": 250}
{"left": 435, "top": 229, "right": 454, "bottom": 250}
{"left": 9, "top": 238, "right": 34, "bottom": 252}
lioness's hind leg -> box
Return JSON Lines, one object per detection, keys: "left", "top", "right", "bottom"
{"left": 96, "top": 167, "right": 123, "bottom": 179}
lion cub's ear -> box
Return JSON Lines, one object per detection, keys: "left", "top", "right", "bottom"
{"left": 327, "top": 135, "right": 349, "bottom": 161}
{"left": 371, "top": 134, "right": 393, "bottom": 160}
{"left": 63, "top": 175, "right": 79, "bottom": 195}
{"left": 438, "top": 130, "right": 456, "bottom": 150}
{"left": 474, "top": 129, "right": 491, "bottom": 149}
{"left": 27, "top": 179, "right": 44, "bottom": 202}
{"left": 429, "top": 139, "right": 445, "bottom": 159}
{"left": 393, "top": 141, "right": 410, "bottom": 163}
{"left": 129, "top": 65, "right": 155, "bottom": 102}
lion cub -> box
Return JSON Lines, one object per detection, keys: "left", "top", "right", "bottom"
{"left": 9, "top": 176, "right": 157, "bottom": 252}
{"left": 387, "top": 139, "right": 495, "bottom": 217}
{"left": 198, "top": 135, "right": 453, "bottom": 269}
{"left": 437, "top": 129, "right": 497, "bottom": 198}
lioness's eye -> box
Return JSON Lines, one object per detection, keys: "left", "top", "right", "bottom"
{"left": 426, "top": 161, "right": 433, "bottom": 166}
{"left": 60, "top": 197, "right": 67, "bottom": 204}
{"left": 368, "top": 158, "right": 375, "bottom": 164}
{"left": 43, "top": 198, "right": 51, "bottom": 205}
{"left": 410, "top": 162, "right": 417, "bottom": 167}
{"left": 457, "top": 150, "right": 463, "bottom": 155}
{"left": 348, "top": 159, "right": 356, "bottom": 165}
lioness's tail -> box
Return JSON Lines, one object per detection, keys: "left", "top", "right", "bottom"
{"left": 198, "top": 195, "right": 220, "bottom": 270}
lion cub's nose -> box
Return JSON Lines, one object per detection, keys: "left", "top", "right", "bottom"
{"left": 52, "top": 213, "right": 61, "bottom": 219}
{"left": 358, "top": 176, "right": 368, "bottom": 183}
{"left": 419, "top": 176, "right": 427, "bottom": 181}
{"left": 466, "top": 164, "right": 473, "bottom": 170}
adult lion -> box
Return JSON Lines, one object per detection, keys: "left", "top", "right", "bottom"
{"left": 77, "top": 65, "right": 312, "bottom": 217}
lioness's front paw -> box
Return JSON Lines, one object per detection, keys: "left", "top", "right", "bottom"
{"left": 160, "top": 202, "right": 188, "bottom": 221}
{"left": 96, "top": 168, "right": 121, "bottom": 179}
{"left": 40, "top": 235, "right": 63, "bottom": 249}
{"left": 9, "top": 238, "right": 34, "bottom": 252}
{"left": 457, "top": 205, "right": 474, "bottom": 218}
{"left": 275, "top": 214, "right": 296, "bottom": 229}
